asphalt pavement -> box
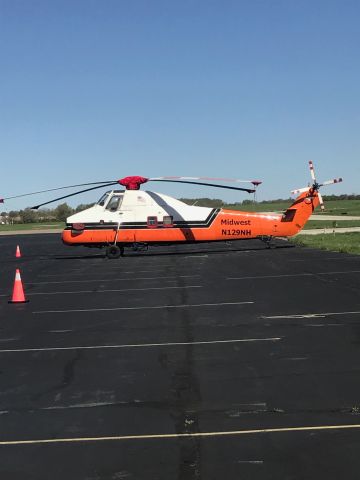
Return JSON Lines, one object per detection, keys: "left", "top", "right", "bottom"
{"left": 0, "top": 234, "right": 360, "bottom": 479}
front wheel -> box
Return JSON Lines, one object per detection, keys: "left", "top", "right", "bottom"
{"left": 106, "top": 245, "right": 124, "bottom": 259}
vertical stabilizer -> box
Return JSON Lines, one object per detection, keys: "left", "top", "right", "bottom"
{"left": 279, "top": 190, "right": 319, "bottom": 236}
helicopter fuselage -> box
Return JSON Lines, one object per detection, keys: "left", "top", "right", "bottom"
{"left": 62, "top": 189, "right": 319, "bottom": 248}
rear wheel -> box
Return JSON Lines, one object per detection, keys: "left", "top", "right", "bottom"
{"left": 106, "top": 245, "right": 124, "bottom": 259}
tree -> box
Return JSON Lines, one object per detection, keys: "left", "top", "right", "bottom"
{"left": 75, "top": 203, "right": 95, "bottom": 213}
{"left": 179, "top": 198, "right": 224, "bottom": 207}
{"left": 6, "top": 211, "right": 19, "bottom": 224}
{"left": 54, "top": 203, "right": 73, "bottom": 222}
{"left": 20, "top": 208, "right": 37, "bottom": 223}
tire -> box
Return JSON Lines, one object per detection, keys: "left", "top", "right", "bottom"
{"left": 106, "top": 245, "right": 123, "bottom": 259}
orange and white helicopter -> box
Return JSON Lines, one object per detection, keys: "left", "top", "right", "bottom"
{"left": 1, "top": 161, "right": 342, "bottom": 258}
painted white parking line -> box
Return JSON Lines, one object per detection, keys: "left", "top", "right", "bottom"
{"left": 316, "top": 270, "right": 360, "bottom": 275}
{"left": 227, "top": 270, "right": 360, "bottom": 281}
{"left": 0, "top": 337, "right": 281, "bottom": 354}
{"left": 29, "top": 275, "right": 199, "bottom": 285}
{"left": 37, "top": 270, "right": 150, "bottom": 277}
{"left": 41, "top": 402, "right": 267, "bottom": 412}
{"left": 228, "top": 273, "right": 313, "bottom": 280}
{"left": 37, "top": 267, "right": 196, "bottom": 277}
{"left": 0, "top": 285, "right": 202, "bottom": 298}
{"left": 33, "top": 301, "right": 254, "bottom": 315}
{"left": 49, "top": 330, "right": 72, "bottom": 333}
{"left": 1, "top": 423, "right": 360, "bottom": 446}
{"left": 261, "top": 311, "right": 360, "bottom": 319}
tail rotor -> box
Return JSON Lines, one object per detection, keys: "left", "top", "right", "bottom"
{"left": 291, "top": 161, "right": 343, "bottom": 211}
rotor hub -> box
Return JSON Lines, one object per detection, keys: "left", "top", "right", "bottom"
{"left": 117, "top": 176, "right": 149, "bottom": 190}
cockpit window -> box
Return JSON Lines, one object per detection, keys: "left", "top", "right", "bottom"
{"left": 105, "top": 195, "right": 124, "bottom": 212}
{"left": 97, "top": 193, "right": 109, "bottom": 206}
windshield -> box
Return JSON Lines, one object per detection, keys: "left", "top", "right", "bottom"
{"left": 105, "top": 194, "right": 124, "bottom": 211}
{"left": 97, "top": 193, "right": 109, "bottom": 206}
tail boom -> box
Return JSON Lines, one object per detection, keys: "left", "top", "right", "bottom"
{"left": 276, "top": 190, "right": 320, "bottom": 236}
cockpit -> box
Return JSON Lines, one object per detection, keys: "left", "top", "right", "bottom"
{"left": 97, "top": 191, "right": 124, "bottom": 211}
{"left": 97, "top": 192, "right": 110, "bottom": 206}
{"left": 106, "top": 195, "right": 124, "bottom": 211}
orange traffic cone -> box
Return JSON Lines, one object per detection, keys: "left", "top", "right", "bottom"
{"left": 15, "top": 245, "right": 21, "bottom": 258}
{"left": 9, "top": 269, "right": 29, "bottom": 304}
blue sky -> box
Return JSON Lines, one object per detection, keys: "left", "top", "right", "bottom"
{"left": 1, "top": 0, "right": 359, "bottom": 210}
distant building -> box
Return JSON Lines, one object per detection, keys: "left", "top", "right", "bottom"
{"left": 0, "top": 213, "right": 9, "bottom": 224}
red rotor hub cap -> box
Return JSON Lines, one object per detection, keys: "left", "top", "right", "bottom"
{"left": 118, "top": 176, "right": 149, "bottom": 190}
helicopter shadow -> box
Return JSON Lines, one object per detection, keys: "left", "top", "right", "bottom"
{"left": 120, "top": 241, "right": 295, "bottom": 259}
{"left": 54, "top": 253, "right": 107, "bottom": 260}
{"left": 51, "top": 244, "right": 294, "bottom": 261}
{"left": 53, "top": 241, "right": 294, "bottom": 261}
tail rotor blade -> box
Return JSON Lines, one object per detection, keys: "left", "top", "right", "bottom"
{"left": 291, "top": 187, "right": 309, "bottom": 195}
{"left": 320, "top": 178, "right": 343, "bottom": 186}
{"left": 317, "top": 191, "right": 325, "bottom": 211}
{"left": 309, "top": 160, "right": 317, "bottom": 182}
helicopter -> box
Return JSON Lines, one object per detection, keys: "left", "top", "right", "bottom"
{"left": 1, "top": 162, "right": 342, "bottom": 258}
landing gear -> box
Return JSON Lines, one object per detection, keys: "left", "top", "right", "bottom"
{"left": 106, "top": 245, "right": 124, "bottom": 259}
{"left": 132, "top": 242, "right": 148, "bottom": 252}
{"left": 258, "top": 235, "right": 274, "bottom": 249}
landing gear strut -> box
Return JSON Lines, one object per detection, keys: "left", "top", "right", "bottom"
{"left": 132, "top": 242, "right": 148, "bottom": 252}
{"left": 258, "top": 235, "right": 274, "bottom": 249}
{"left": 106, "top": 245, "right": 124, "bottom": 259}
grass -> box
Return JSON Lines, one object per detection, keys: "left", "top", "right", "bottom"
{"left": 311, "top": 199, "right": 360, "bottom": 216}
{"left": 0, "top": 222, "right": 64, "bottom": 231}
{"left": 227, "top": 200, "right": 291, "bottom": 212}
{"left": 291, "top": 232, "right": 360, "bottom": 255}
{"left": 303, "top": 220, "right": 360, "bottom": 229}
{"left": 228, "top": 199, "right": 360, "bottom": 215}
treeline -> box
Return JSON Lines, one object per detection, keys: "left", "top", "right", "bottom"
{"left": 181, "top": 194, "right": 360, "bottom": 207}
{"left": 179, "top": 198, "right": 226, "bottom": 207}
{"left": 1, "top": 203, "right": 94, "bottom": 224}
{"left": 322, "top": 194, "right": 360, "bottom": 201}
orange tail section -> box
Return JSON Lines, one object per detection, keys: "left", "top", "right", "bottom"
{"left": 278, "top": 190, "right": 319, "bottom": 236}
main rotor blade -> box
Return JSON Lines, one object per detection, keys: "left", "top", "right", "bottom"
{"left": 149, "top": 179, "right": 255, "bottom": 193}
{"left": 3, "top": 181, "right": 115, "bottom": 201}
{"left": 30, "top": 182, "right": 118, "bottom": 210}
{"left": 150, "top": 176, "right": 261, "bottom": 185}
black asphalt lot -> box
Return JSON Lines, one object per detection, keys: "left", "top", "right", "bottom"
{"left": 0, "top": 234, "right": 360, "bottom": 479}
